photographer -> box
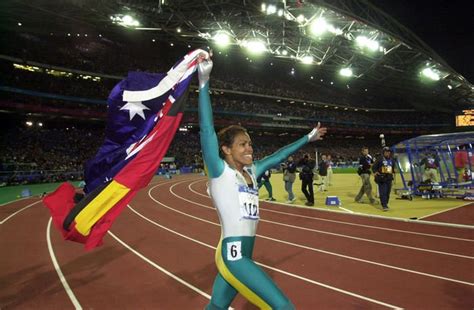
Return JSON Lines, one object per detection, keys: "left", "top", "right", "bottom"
{"left": 282, "top": 156, "right": 297, "bottom": 203}
{"left": 299, "top": 153, "right": 316, "bottom": 206}
{"left": 372, "top": 147, "right": 395, "bottom": 211}
{"left": 355, "top": 147, "right": 377, "bottom": 204}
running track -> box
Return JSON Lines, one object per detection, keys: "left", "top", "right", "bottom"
{"left": 1, "top": 175, "right": 473, "bottom": 309}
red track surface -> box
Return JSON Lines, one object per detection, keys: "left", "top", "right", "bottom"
{"left": 1, "top": 175, "right": 473, "bottom": 309}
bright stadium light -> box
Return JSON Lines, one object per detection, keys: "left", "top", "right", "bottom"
{"left": 300, "top": 55, "right": 314, "bottom": 64}
{"left": 110, "top": 14, "right": 140, "bottom": 28}
{"left": 281, "top": 49, "right": 288, "bottom": 56}
{"left": 213, "top": 31, "right": 231, "bottom": 47}
{"left": 244, "top": 39, "right": 267, "bottom": 54}
{"left": 340, "top": 68, "right": 353, "bottom": 77}
{"left": 421, "top": 68, "right": 440, "bottom": 81}
{"left": 296, "top": 14, "right": 305, "bottom": 23}
{"left": 266, "top": 4, "right": 277, "bottom": 15}
{"left": 309, "top": 18, "right": 328, "bottom": 35}
{"left": 366, "top": 40, "right": 379, "bottom": 51}
{"left": 356, "top": 36, "right": 380, "bottom": 52}
{"left": 261, "top": 3, "right": 266, "bottom": 12}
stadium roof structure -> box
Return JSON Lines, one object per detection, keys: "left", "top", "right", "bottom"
{"left": 0, "top": 0, "right": 472, "bottom": 112}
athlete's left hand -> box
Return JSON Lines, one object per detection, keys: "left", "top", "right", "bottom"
{"left": 307, "top": 122, "right": 327, "bottom": 142}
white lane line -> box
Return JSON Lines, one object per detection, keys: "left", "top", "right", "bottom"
{"left": 128, "top": 202, "right": 402, "bottom": 309}
{"left": 0, "top": 197, "right": 31, "bottom": 206}
{"left": 0, "top": 200, "right": 42, "bottom": 224}
{"left": 173, "top": 181, "right": 473, "bottom": 260}
{"left": 148, "top": 182, "right": 474, "bottom": 286}
{"left": 188, "top": 179, "right": 474, "bottom": 241}
{"left": 107, "top": 231, "right": 214, "bottom": 301}
{"left": 418, "top": 202, "right": 474, "bottom": 220}
{"left": 46, "top": 218, "right": 82, "bottom": 310}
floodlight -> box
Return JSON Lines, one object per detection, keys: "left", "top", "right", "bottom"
{"left": 244, "top": 39, "right": 267, "bottom": 54}
{"left": 277, "top": 9, "right": 284, "bottom": 17}
{"left": 366, "top": 40, "right": 379, "bottom": 51}
{"left": 447, "top": 85, "right": 453, "bottom": 89}
{"left": 26, "top": 121, "right": 33, "bottom": 127}
{"left": 421, "top": 68, "right": 440, "bottom": 81}
{"left": 213, "top": 31, "right": 231, "bottom": 47}
{"left": 356, "top": 36, "right": 380, "bottom": 52}
{"left": 300, "top": 55, "right": 314, "bottom": 64}
{"left": 261, "top": 3, "right": 266, "bottom": 12}
{"left": 356, "top": 36, "right": 368, "bottom": 46}
{"left": 266, "top": 4, "right": 277, "bottom": 15}
{"left": 281, "top": 49, "right": 288, "bottom": 56}
{"left": 310, "top": 18, "right": 328, "bottom": 35}
{"left": 340, "top": 68, "right": 353, "bottom": 77}
{"left": 296, "top": 14, "right": 305, "bottom": 23}
{"left": 122, "top": 15, "right": 133, "bottom": 25}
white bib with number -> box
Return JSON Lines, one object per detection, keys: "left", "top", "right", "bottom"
{"left": 227, "top": 241, "right": 242, "bottom": 261}
{"left": 238, "top": 185, "right": 259, "bottom": 220}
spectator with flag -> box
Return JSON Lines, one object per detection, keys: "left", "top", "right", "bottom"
{"left": 43, "top": 49, "right": 206, "bottom": 250}
{"left": 197, "top": 53, "right": 327, "bottom": 310}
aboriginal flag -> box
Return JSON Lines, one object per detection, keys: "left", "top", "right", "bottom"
{"left": 43, "top": 49, "right": 208, "bottom": 250}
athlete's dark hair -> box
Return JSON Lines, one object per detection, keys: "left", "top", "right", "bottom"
{"left": 217, "top": 125, "right": 248, "bottom": 159}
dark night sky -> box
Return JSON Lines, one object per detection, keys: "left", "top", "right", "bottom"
{"left": 370, "top": 0, "right": 473, "bottom": 82}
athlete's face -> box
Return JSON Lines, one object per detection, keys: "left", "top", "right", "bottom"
{"left": 222, "top": 132, "right": 253, "bottom": 170}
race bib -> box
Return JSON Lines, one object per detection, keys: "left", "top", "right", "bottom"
{"left": 238, "top": 185, "right": 259, "bottom": 220}
{"left": 227, "top": 241, "right": 242, "bottom": 261}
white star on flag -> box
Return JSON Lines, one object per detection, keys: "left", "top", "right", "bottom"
{"left": 120, "top": 101, "right": 150, "bottom": 120}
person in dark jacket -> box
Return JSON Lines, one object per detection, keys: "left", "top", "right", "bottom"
{"left": 372, "top": 147, "right": 395, "bottom": 211}
{"left": 318, "top": 154, "right": 329, "bottom": 192}
{"left": 299, "top": 153, "right": 315, "bottom": 206}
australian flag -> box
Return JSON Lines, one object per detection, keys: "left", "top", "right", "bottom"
{"left": 43, "top": 49, "right": 209, "bottom": 250}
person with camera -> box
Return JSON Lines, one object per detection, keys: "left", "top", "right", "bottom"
{"left": 355, "top": 146, "right": 377, "bottom": 204}
{"left": 372, "top": 147, "right": 395, "bottom": 211}
{"left": 281, "top": 156, "right": 297, "bottom": 203}
{"left": 299, "top": 153, "right": 316, "bottom": 206}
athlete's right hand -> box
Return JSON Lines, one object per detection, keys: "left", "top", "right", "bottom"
{"left": 198, "top": 52, "right": 213, "bottom": 89}
{"left": 307, "top": 122, "right": 327, "bottom": 142}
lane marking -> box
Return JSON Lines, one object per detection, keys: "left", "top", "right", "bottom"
{"left": 46, "top": 218, "right": 83, "bottom": 309}
{"left": 418, "top": 202, "right": 474, "bottom": 220}
{"left": 173, "top": 181, "right": 473, "bottom": 260}
{"left": 0, "top": 197, "right": 31, "bottom": 206}
{"left": 0, "top": 200, "right": 42, "bottom": 224}
{"left": 188, "top": 179, "right": 474, "bottom": 241}
{"left": 146, "top": 182, "right": 474, "bottom": 286}
{"left": 107, "top": 231, "right": 215, "bottom": 301}
{"left": 128, "top": 202, "right": 402, "bottom": 309}
{"left": 189, "top": 177, "right": 474, "bottom": 230}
